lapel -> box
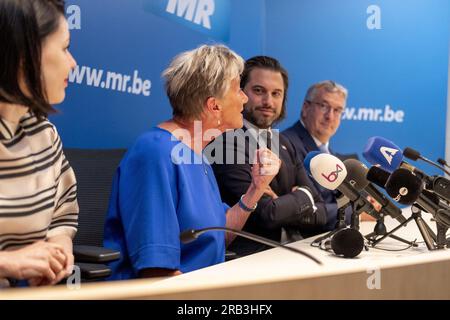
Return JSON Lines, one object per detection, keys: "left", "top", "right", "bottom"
{"left": 274, "top": 134, "right": 294, "bottom": 192}
{"left": 294, "top": 121, "right": 319, "bottom": 154}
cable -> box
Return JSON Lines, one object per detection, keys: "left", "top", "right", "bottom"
{"left": 370, "top": 239, "right": 418, "bottom": 252}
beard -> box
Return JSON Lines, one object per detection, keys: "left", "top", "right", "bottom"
{"left": 242, "top": 106, "right": 279, "bottom": 129}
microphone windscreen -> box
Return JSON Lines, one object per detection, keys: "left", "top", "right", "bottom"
{"left": 363, "top": 136, "right": 403, "bottom": 172}
{"left": 343, "top": 159, "right": 369, "bottom": 191}
{"left": 385, "top": 168, "right": 423, "bottom": 205}
{"left": 305, "top": 153, "right": 347, "bottom": 190}
{"left": 403, "top": 147, "right": 421, "bottom": 161}
{"left": 331, "top": 228, "right": 365, "bottom": 258}
{"left": 366, "top": 166, "right": 390, "bottom": 188}
{"left": 303, "top": 151, "right": 321, "bottom": 175}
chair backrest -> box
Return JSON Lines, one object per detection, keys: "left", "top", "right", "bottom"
{"left": 64, "top": 148, "right": 126, "bottom": 247}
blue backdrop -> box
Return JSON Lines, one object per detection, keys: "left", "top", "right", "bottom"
{"left": 54, "top": 0, "right": 449, "bottom": 174}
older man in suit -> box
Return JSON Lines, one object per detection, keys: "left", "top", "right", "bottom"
{"left": 210, "top": 56, "right": 328, "bottom": 257}
{"left": 283, "top": 81, "right": 355, "bottom": 230}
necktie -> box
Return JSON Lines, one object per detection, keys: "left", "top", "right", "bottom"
{"left": 318, "top": 144, "right": 329, "bottom": 154}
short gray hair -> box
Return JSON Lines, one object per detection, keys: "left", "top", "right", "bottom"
{"left": 162, "top": 44, "right": 244, "bottom": 120}
{"left": 304, "top": 80, "right": 348, "bottom": 107}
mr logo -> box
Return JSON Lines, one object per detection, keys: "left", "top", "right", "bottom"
{"left": 321, "top": 164, "right": 344, "bottom": 183}
{"left": 380, "top": 147, "right": 398, "bottom": 165}
{"left": 143, "top": 0, "right": 230, "bottom": 41}
{"left": 166, "top": 0, "right": 214, "bottom": 29}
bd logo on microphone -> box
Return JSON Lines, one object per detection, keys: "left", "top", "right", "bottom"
{"left": 321, "top": 164, "right": 344, "bottom": 182}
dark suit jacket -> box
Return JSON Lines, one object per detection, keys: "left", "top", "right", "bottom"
{"left": 282, "top": 120, "right": 352, "bottom": 230}
{"left": 210, "top": 126, "right": 328, "bottom": 256}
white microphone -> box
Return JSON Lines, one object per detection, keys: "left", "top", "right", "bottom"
{"left": 304, "top": 151, "right": 380, "bottom": 220}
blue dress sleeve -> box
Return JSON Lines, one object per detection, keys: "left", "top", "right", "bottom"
{"left": 118, "top": 137, "right": 181, "bottom": 273}
{"left": 223, "top": 202, "right": 230, "bottom": 214}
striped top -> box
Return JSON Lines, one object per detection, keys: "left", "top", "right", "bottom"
{"left": 0, "top": 112, "right": 78, "bottom": 251}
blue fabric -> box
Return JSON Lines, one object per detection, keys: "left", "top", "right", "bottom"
{"left": 103, "top": 127, "right": 228, "bottom": 280}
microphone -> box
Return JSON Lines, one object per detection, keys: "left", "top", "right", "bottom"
{"left": 303, "top": 152, "right": 380, "bottom": 220}
{"left": 363, "top": 137, "right": 450, "bottom": 202}
{"left": 437, "top": 158, "right": 450, "bottom": 169}
{"left": 366, "top": 166, "right": 391, "bottom": 189}
{"left": 403, "top": 147, "right": 450, "bottom": 176}
{"left": 383, "top": 168, "right": 450, "bottom": 227}
{"left": 384, "top": 168, "right": 424, "bottom": 205}
{"left": 321, "top": 228, "right": 365, "bottom": 258}
{"left": 342, "top": 159, "right": 369, "bottom": 190}
{"left": 363, "top": 137, "right": 425, "bottom": 177}
{"left": 344, "top": 159, "right": 407, "bottom": 223}
{"left": 180, "top": 227, "right": 322, "bottom": 265}
{"left": 363, "top": 136, "right": 403, "bottom": 172}
{"left": 368, "top": 166, "right": 433, "bottom": 208}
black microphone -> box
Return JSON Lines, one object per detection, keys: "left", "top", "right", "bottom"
{"left": 414, "top": 190, "right": 450, "bottom": 228}
{"left": 180, "top": 227, "right": 323, "bottom": 265}
{"left": 320, "top": 228, "right": 365, "bottom": 258}
{"left": 384, "top": 168, "right": 424, "bottom": 205}
{"left": 383, "top": 169, "right": 450, "bottom": 228}
{"left": 369, "top": 166, "right": 442, "bottom": 212}
{"left": 344, "top": 159, "right": 407, "bottom": 223}
{"left": 367, "top": 166, "right": 391, "bottom": 188}
{"left": 437, "top": 158, "right": 450, "bottom": 169}
{"left": 420, "top": 190, "right": 450, "bottom": 228}
{"left": 403, "top": 147, "right": 450, "bottom": 176}
{"left": 388, "top": 163, "right": 450, "bottom": 204}
{"left": 369, "top": 164, "right": 450, "bottom": 204}
{"left": 427, "top": 176, "right": 450, "bottom": 203}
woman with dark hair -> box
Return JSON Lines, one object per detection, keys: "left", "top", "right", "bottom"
{"left": 0, "top": 0, "right": 78, "bottom": 287}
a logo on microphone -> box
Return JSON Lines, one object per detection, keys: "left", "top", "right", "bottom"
{"left": 380, "top": 146, "right": 399, "bottom": 165}
{"left": 321, "top": 164, "right": 344, "bottom": 182}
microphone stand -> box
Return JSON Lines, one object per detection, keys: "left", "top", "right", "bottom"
{"left": 311, "top": 202, "right": 350, "bottom": 246}
{"left": 364, "top": 214, "right": 418, "bottom": 247}
{"left": 370, "top": 205, "right": 448, "bottom": 250}
{"left": 349, "top": 197, "right": 417, "bottom": 247}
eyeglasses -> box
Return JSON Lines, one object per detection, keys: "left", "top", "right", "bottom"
{"left": 306, "top": 100, "right": 344, "bottom": 116}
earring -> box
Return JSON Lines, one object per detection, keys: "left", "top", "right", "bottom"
{"left": 218, "top": 119, "right": 221, "bottom": 126}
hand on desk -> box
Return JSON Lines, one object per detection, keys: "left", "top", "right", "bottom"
{"left": 29, "top": 235, "right": 74, "bottom": 286}
{"left": 0, "top": 241, "right": 67, "bottom": 285}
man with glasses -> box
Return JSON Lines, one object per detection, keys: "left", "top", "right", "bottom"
{"left": 283, "top": 80, "right": 352, "bottom": 231}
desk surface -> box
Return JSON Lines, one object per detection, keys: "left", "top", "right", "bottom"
{"left": 1, "top": 209, "right": 450, "bottom": 300}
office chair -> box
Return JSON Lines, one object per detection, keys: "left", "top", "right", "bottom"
{"left": 64, "top": 148, "right": 126, "bottom": 280}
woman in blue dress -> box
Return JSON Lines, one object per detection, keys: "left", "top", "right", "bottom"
{"left": 104, "top": 45, "right": 281, "bottom": 279}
